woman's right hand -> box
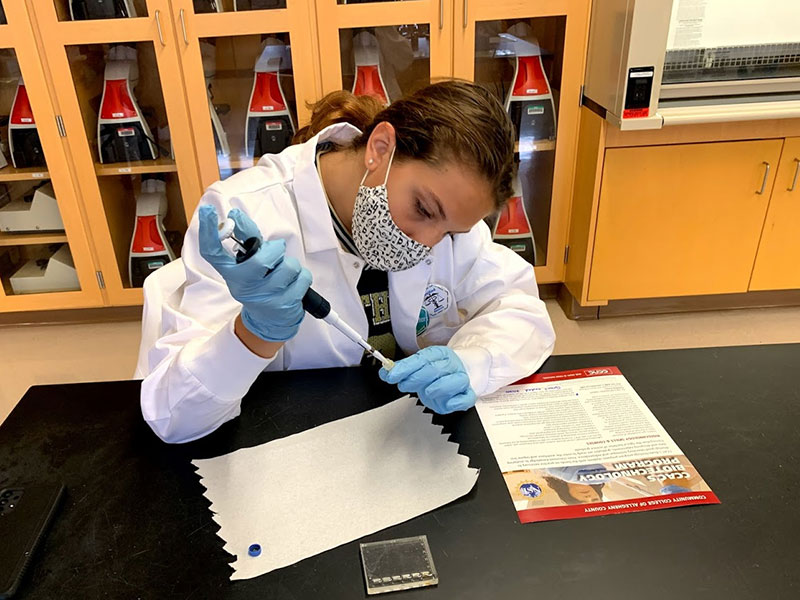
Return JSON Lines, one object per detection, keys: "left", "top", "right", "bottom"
{"left": 198, "top": 205, "right": 312, "bottom": 342}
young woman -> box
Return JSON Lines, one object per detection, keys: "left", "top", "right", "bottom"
{"left": 137, "top": 80, "right": 555, "bottom": 443}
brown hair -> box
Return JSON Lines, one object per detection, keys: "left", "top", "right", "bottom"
{"left": 293, "top": 80, "right": 516, "bottom": 208}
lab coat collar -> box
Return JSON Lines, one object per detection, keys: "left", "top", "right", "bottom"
{"left": 290, "top": 122, "right": 434, "bottom": 353}
{"left": 292, "top": 123, "right": 362, "bottom": 255}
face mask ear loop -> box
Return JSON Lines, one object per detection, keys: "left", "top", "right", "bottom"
{"left": 382, "top": 146, "right": 397, "bottom": 187}
{"left": 360, "top": 145, "right": 397, "bottom": 187}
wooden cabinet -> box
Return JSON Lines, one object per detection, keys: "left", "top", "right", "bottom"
{"left": 32, "top": 0, "right": 205, "bottom": 307}
{"left": 172, "top": 0, "right": 321, "bottom": 189}
{"left": 750, "top": 137, "right": 800, "bottom": 291}
{"left": 0, "top": 2, "right": 103, "bottom": 312}
{"left": 316, "top": 0, "right": 452, "bottom": 97}
{"left": 454, "top": 0, "right": 589, "bottom": 283}
{"left": 0, "top": 0, "right": 590, "bottom": 315}
{"left": 589, "top": 140, "right": 782, "bottom": 300}
{"left": 565, "top": 107, "right": 800, "bottom": 315}
{"left": 306, "top": 0, "right": 590, "bottom": 284}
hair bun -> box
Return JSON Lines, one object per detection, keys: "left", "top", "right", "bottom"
{"left": 293, "top": 91, "right": 384, "bottom": 144}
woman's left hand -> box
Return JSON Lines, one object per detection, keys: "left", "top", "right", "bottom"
{"left": 379, "top": 346, "right": 477, "bottom": 414}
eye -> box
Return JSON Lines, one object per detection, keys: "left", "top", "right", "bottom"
{"left": 415, "top": 197, "right": 433, "bottom": 219}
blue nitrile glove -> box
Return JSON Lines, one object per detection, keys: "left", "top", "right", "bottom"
{"left": 198, "top": 204, "right": 312, "bottom": 342}
{"left": 379, "top": 346, "right": 477, "bottom": 414}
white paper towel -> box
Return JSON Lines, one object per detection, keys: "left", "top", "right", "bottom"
{"left": 192, "top": 395, "right": 479, "bottom": 580}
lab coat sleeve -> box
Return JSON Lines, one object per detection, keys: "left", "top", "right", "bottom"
{"left": 445, "top": 224, "right": 555, "bottom": 397}
{"left": 139, "top": 186, "right": 276, "bottom": 444}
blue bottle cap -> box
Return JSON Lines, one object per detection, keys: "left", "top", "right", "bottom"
{"left": 248, "top": 544, "right": 261, "bottom": 557}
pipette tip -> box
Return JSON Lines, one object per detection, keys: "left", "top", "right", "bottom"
{"left": 371, "top": 349, "right": 394, "bottom": 371}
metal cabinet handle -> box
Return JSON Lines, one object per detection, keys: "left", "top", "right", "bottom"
{"left": 155, "top": 9, "right": 166, "bottom": 47}
{"left": 463, "top": 0, "right": 468, "bottom": 28}
{"left": 180, "top": 8, "right": 189, "bottom": 45}
{"left": 757, "top": 161, "right": 770, "bottom": 195}
{"left": 439, "top": 0, "right": 443, "bottom": 30}
{"left": 788, "top": 158, "right": 800, "bottom": 192}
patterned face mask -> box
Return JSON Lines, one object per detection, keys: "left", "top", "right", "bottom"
{"left": 351, "top": 147, "right": 431, "bottom": 271}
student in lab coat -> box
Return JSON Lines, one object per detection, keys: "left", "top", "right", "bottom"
{"left": 138, "top": 80, "right": 556, "bottom": 444}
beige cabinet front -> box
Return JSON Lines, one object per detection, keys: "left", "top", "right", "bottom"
{"left": 589, "top": 139, "right": 783, "bottom": 301}
{"left": 750, "top": 136, "right": 800, "bottom": 291}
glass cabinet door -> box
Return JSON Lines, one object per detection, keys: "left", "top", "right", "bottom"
{"left": 455, "top": 0, "right": 589, "bottom": 283}
{"left": 338, "top": 24, "right": 431, "bottom": 105}
{"left": 194, "top": 34, "right": 298, "bottom": 180}
{"left": 173, "top": 0, "right": 319, "bottom": 188}
{"left": 33, "top": 0, "right": 203, "bottom": 305}
{"left": 0, "top": 3, "right": 103, "bottom": 311}
{"left": 51, "top": 0, "right": 148, "bottom": 21}
{"left": 190, "top": 0, "right": 286, "bottom": 13}
{"left": 316, "top": 0, "right": 452, "bottom": 98}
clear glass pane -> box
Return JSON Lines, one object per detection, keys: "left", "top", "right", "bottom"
{"left": 97, "top": 174, "right": 185, "bottom": 288}
{"left": 0, "top": 50, "right": 46, "bottom": 172}
{"left": 664, "top": 2, "right": 800, "bottom": 84}
{"left": 65, "top": 43, "right": 184, "bottom": 287}
{"left": 192, "top": 0, "right": 286, "bottom": 13}
{"left": 0, "top": 243, "right": 82, "bottom": 295}
{"left": 663, "top": 44, "right": 800, "bottom": 85}
{"left": 339, "top": 25, "right": 431, "bottom": 105}
{"left": 67, "top": 42, "right": 173, "bottom": 168}
{"left": 53, "top": 0, "right": 147, "bottom": 21}
{"left": 203, "top": 34, "right": 296, "bottom": 179}
{"left": 475, "top": 17, "right": 566, "bottom": 267}
{"left": 1, "top": 49, "right": 82, "bottom": 295}
{"left": 0, "top": 181, "right": 66, "bottom": 233}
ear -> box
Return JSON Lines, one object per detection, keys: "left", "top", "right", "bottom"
{"left": 363, "top": 121, "right": 396, "bottom": 178}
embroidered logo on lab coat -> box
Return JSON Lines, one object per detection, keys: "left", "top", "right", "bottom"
{"left": 416, "top": 284, "right": 451, "bottom": 336}
{"left": 423, "top": 284, "right": 450, "bottom": 316}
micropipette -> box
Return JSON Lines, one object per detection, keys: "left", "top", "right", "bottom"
{"left": 217, "top": 218, "right": 395, "bottom": 370}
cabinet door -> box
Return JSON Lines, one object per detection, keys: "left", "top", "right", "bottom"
{"left": 34, "top": 0, "right": 203, "bottom": 306}
{"left": 0, "top": 2, "right": 103, "bottom": 312}
{"left": 315, "top": 0, "right": 452, "bottom": 98}
{"left": 453, "top": 0, "right": 590, "bottom": 284}
{"left": 750, "top": 137, "right": 800, "bottom": 291}
{"left": 589, "top": 140, "right": 783, "bottom": 301}
{"left": 172, "top": 0, "right": 320, "bottom": 188}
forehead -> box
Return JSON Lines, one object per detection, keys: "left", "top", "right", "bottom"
{"left": 405, "top": 159, "right": 495, "bottom": 223}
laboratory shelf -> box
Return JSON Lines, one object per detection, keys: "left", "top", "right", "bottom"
{"left": 94, "top": 158, "right": 179, "bottom": 177}
{"left": 0, "top": 166, "right": 51, "bottom": 182}
{"left": 0, "top": 232, "right": 69, "bottom": 247}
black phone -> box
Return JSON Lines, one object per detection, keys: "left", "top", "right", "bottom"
{"left": 0, "top": 484, "right": 65, "bottom": 598}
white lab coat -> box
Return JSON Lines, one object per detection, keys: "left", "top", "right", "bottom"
{"left": 137, "top": 123, "right": 555, "bottom": 443}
